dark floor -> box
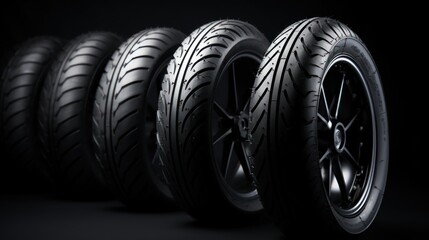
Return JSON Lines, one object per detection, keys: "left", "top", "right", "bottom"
{"left": 1, "top": 181, "right": 427, "bottom": 240}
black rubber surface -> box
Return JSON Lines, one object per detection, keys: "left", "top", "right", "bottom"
{"left": 249, "top": 17, "right": 389, "bottom": 236}
{"left": 157, "top": 19, "right": 269, "bottom": 222}
{"left": 37, "top": 32, "right": 122, "bottom": 193}
{"left": 92, "top": 28, "right": 185, "bottom": 209}
{"left": 0, "top": 37, "right": 62, "bottom": 189}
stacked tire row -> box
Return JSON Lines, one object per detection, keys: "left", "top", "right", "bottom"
{"left": 0, "top": 18, "right": 388, "bottom": 237}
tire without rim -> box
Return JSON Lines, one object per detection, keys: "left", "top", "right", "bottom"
{"left": 92, "top": 28, "right": 185, "bottom": 209}
{"left": 157, "top": 20, "right": 269, "bottom": 221}
{"left": 0, "top": 37, "right": 62, "bottom": 188}
{"left": 37, "top": 32, "right": 122, "bottom": 193}
{"left": 249, "top": 17, "right": 389, "bottom": 236}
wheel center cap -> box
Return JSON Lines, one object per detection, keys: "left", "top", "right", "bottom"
{"left": 333, "top": 123, "right": 346, "bottom": 152}
{"left": 334, "top": 129, "right": 342, "bottom": 148}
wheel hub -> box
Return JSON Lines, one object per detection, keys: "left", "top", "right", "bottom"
{"left": 233, "top": 111, "right": 249, "bottom": 140}
{"left": 333, "top": 122, "right": 346, "bottom": 153}
{"left": 211, "top": 55, "right": 261, "bottom": 203}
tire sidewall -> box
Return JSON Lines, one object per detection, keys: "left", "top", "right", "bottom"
{"left": 143, "top": 55, "right": 176, "bottom": 201}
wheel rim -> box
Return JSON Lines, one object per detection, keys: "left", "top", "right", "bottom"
{"left": 317, "top": 56, "right": 376, "bottom": 216}
{"left": 211, "top": 55, "right": 260, "bottom": 198}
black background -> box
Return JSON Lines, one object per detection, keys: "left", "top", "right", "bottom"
{"left": 0, "top": 0, "right": 427, "bottom": 239}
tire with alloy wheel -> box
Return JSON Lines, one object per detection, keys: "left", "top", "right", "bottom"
{"left": 0, "top": 37, "right": 62, "bottom": 189}
{"left": 249, "top": 17, "right": 389, "bottom": 236}
{"left": 37, "top": 32, "right": 122, "bottom": 194}
{"left": 92, "top": 28, "right": 185, "bottom": 209}
{"left": 157, "top": 20, "right": 269, "bottom": 221}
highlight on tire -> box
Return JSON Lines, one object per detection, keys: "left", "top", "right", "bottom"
{"left": 157, "top": 19, "right": 269, "bottom": 222}
{"left": 249, "top": 17, "right": 389, "bottom": 236}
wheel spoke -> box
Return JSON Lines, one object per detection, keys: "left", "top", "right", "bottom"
{"left": 214, "top": 101, "right": 233, "bottom": 120}
{"left": 319, "top": 148, "right": 331, "bottom": 164}
{"left": 235, "top": 142, "right": 253, "bottom": 181}
{"left": 328, "top": 157, "right": 333, "bottom": 197}
{"left": 358, "top": 142, "right": 363, "bottom": 161}
{"left": 343, "top": 147, "right": 360, "bottom": 168}
{"left": 318, "top": 113, "right": 332, "bottom": 129}
{"left": 329, "top": 96, "right": 336, "bottom": 114}
{"left": 224, "top": 141, "right": 238, "bottom": 181}
{"left": 321, "top": 85, "right": 331, "bottom": 119}
{"left": 230, "top": 62, "right": 239, "bottom": 111}
{"left": 335, "top": 73, "right": 345, "bottom": 119}
{"left": 345, "top": 110, "right": 360, "bottom": 131}
{"left": 213, "top": 128, "right": 232, "bottom": 145}
{"left": 332, "top": 156, "right": 349, "bottom": 201}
